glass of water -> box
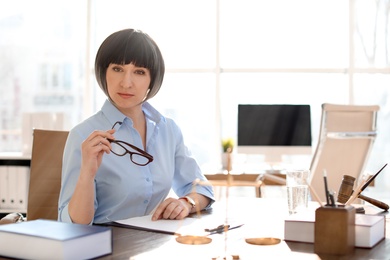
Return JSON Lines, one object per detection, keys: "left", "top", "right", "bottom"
{"left": 286, "top": 169, "right": 310, "bottom": 215}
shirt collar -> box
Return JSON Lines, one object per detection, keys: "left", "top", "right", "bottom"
{"left": 101, "top": 99, "right": 165, "bottom": 128}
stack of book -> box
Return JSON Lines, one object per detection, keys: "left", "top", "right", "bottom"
{"left": 0, "top": 219, "right": 112, "bottom": 259}
{"left": 284, "top": 211, "right": 385, "bottom": 248}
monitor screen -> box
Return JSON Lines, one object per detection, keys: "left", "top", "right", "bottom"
{"left": 237, "top": 104, "right": 312, "bottom": 165}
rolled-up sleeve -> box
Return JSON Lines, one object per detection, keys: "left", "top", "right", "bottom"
{"left": 169, "top": 120, "right": 215, "bottom": 207}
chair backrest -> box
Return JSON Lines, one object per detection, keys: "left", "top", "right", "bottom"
{"left": 309, "top": 103, "right": 379, "bottom": 202}
{"left": 27, "top": 129, "right": 69, "bottom": 221}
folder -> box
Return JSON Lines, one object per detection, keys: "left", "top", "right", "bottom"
{"left": 16, "top": 166, "right": 29, "bottom": 210}
{"left": 0, "top": 166, "right": 8, "bottom": 209}
{"left": 7, "top": 166, "right": 18, "bottom": 210}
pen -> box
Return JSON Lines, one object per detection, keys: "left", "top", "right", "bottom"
{"left": 346, "top": 163, "right": 387, "bottom": 206}
{"left": 204, "top": 224, "right": 229, "bottom": 233}
{"left": 345, "top": 175, "right": 369, "bottom": 205}
{"left": 205, "top": 223, "right": 244, "bottom": 235}
{"left": 304, "top": 179, "right": 323, "bottom": 207}
{"left": 359, "top": 163, "right": 387, "bottom": 193}
{"left": 329, "top": 191, "right": 335, "bottom": 207}
{"left": 323, "top": 169, "right": 330, "bottom": 206}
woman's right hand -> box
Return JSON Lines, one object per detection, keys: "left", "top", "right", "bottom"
{"left": 80, "top": 129, "right": 116, "bottom": 179}
{"left": 69, "top": 129, "right": 116, "bottom": 224}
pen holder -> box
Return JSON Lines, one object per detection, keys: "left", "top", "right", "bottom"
{"left": 314, "top": 205, "right": 355, "bottom": 255}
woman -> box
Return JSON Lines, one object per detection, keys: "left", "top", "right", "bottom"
{"left": 58, "top": 29, "right": 214, "bottom": 224}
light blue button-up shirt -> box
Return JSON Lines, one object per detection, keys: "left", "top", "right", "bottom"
{"left": 58, "top": 100, "right": 214, "bottom": 224}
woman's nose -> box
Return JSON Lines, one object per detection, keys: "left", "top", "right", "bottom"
{"left": 121, "top": 71, "right": 133, "bottom": 87}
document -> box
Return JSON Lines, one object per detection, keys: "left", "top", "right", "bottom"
{"left": 113, "top": 214, "right": 243, "bottom": 236}
{"left": 114, "top": 215, "right": 200, "bottom": 235}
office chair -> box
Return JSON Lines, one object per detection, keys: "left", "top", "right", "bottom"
{"left": 27, "top": 129, "right": 69, "bottom": 221}
{"left": 309, "top": 103, "right": 379, "bottom": 202}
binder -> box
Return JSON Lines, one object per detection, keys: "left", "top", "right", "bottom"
{"left": 0, "top": 166, "right": 8, "bottom": 209}
{"left": 16, "top": 166, "right": 29, "bottom": 210}
{"left": 7, "top": 166, "right": 18, "bottom": 210}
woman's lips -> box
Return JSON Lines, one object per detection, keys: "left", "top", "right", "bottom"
{"left": 118, "top": 93, "right": 134, "bottom": 98}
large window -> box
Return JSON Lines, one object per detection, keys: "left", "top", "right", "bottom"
{"left": 0, "top": 0, "right": 87, "bottom": 149}
{"left": 1, "top": 0, "right": 389, "bottom": 199}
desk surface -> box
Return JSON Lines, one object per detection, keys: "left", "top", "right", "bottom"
{"left": 96, "top": 198, "right": 389, "bottom": 260}
{"left": 0, "top": 198, "right": 388, "bottom": 259}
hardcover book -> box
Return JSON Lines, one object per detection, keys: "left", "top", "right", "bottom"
{"left": 0, "top": 219, "right": 112, "bottom": 259}
{"left": 284, "top": 211, "right": 385, "bottom": 248}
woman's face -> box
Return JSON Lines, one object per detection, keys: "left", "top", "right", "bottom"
{"left": 106, "top": 63, "right": 151, "bottom": 115}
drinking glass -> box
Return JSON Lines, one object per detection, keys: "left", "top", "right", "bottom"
{"left": 286, "top": 169, "right": 310, "bottom": 215}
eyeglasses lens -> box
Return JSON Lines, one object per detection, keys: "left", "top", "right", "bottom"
{"left": 110, "top": 142, "right": 150, "bottom": 166}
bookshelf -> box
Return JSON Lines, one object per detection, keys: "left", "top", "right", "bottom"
{"left": 0, "top": 153, "right": 31, "bottom": 217}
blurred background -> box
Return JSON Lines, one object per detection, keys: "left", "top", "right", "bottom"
{"left": 0, "top": 0, "right": 389, "bottom": 201}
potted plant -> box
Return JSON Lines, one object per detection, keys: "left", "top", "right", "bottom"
{"left": 222, "top": 138, "right": 234, "bottom": 153}
{"left": 221, "top": 138, "right": 234, "bottom": 170}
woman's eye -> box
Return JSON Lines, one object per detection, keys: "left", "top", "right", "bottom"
{"left": 113, "top": 67, "right": 122, "bottom": 72}
{"left": 135, "top": 69, "right": 146, "bottom": 75}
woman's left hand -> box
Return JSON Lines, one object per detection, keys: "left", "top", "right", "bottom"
{"left": 151, "top": 198, "right": 190, "bottom": 221}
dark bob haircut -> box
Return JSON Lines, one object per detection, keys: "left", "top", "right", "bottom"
{"left": 94, "top": 29, "right": 165, "bottom": 102}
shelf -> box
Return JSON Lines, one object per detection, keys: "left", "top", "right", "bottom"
{"left": 0, "top": 153, "right": 31, "bottom": 167}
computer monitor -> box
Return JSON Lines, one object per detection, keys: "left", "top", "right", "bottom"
{"left": 237, "top": 104, "right": 312, "bottom": 166}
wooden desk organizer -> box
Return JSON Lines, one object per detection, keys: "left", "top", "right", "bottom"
{"left": 314, "top": 205, "right": 355, "bottom": 255}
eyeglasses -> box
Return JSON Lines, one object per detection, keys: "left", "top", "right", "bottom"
{"left": 108, "top": 121, "right": 154, "bottom": 166}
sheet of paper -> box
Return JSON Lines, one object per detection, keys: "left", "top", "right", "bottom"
{"left": 114, "top": 215, "right": 215, "bottom": 235}
{"left": 114, "top": 214, "right": 240, "bottom": 236}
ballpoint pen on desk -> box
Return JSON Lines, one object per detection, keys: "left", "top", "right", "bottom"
{"left": 204, "top": 223, "right": 244, "bottom": 235}
{"left": 205, "top": 224, "right": 229, "bottom": 233}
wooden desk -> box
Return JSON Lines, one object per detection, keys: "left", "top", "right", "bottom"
{"left": 204, "top": 173, "right": 263, "bottom": 198}
{"left": 95, "top": 198, "right": 388, "bottom": 260}
{"left": 0, "top": 198, "right": 387, "bottom": 259}
{"left": 205, "top": 172, "right": 286, "bottom": 198}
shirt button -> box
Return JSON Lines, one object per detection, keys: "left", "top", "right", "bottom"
{"left": 146, "top": 178, "right": 150, "bottom": 182}
{"left": 144, "top": 200, "right": 148, "bottom": 204}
